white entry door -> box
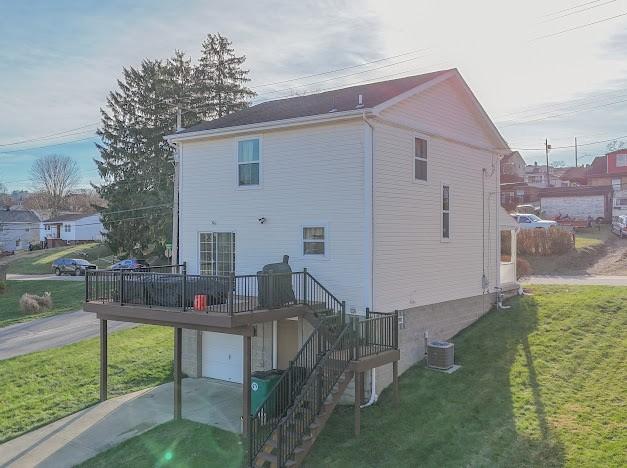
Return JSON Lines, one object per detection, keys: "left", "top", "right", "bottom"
{"left": 202, "top": 332, "right": 243, "bottom": 383}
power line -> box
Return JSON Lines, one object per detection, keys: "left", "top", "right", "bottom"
{"left": 508, "top": 134, "right": 627, "bottom": 151}
{"left": 0, "top": 123, "right": 99, "bottom": 148}
{"left": 540, "top": 0, "right": 617, "bottom": 23}
{"left": 541, "top": 0, "right": 604, "bottom": 17}
{"left": 0, "top": 135, "right": 98, "bottom": 155}
{"left": 534, "top": 11, "right": 627, "bottom": 39}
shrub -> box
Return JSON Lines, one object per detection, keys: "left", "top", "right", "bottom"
{"left": 0, "top": 281, "right": 6, "bottom": 293}
{"left": 516, "top": 257, "right": 532, "bottom": 279}
{"left": 19, "top": 292, "right": 53, "bottom": 314}
{"left": 517, "top": 227, "right": 575, "bottom": 256}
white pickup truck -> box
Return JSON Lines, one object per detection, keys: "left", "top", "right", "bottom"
{"left": 511, "top": 213, "right": 558, "bottom": 230}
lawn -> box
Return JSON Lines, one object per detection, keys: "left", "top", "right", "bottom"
{"left": 0, "top": 280, "right": 84, "bottom": 327}
{"left": 309, "top": 285, "right": 626, "bottom": 467}
{"left": 0, "top": 325, "right": 173, "bottom": 442}
{"left": 71, "top": 286, "right": 626, "bottom": 468}
{"left": 574, "top": 224, "right": 611, "bottom": 250}
{"left": 78, "top": 420, "right": 244, "bottom": 468}
{"left": 6, "top": 242, "right": 113, "bottom": 274}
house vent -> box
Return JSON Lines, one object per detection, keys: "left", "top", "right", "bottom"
{"left": 427, "top": 341, "right": 454, "bottom": 370}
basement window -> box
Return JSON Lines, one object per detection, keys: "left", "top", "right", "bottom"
{"left": 414, "top": 137, "right": 428, "bottom": 181}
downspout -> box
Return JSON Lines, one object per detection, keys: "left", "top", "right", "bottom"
{"left": 362, "top": 111, "right": 378, "bottom": 408}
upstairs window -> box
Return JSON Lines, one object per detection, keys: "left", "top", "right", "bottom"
{"left": 303, "top": 227, "right": 326, "bottom": 256}
{"left": 238, "top": 139, "right": 260, "bottom": 186}
{"left": 617, "top": 154, "right": 627, "bottom": 167}
{"left": 442, "top": 185, "right": 450, "bottom": 240}
{"left": 414, "top": 137, "right": 428, "bottom": 181}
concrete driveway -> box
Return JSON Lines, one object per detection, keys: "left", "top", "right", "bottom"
{"left": 6, "top": 273, "right": 84, "bottom": 282}
{"left": 0, "top": 311, "right": 136, "bottom": 360}
{"left": 523, "top": 275, "right": 627, "bottom": 286}
{"left": 0, "top": 378, "right": 243, "bottom": 468}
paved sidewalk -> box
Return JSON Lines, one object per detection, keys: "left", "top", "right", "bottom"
{"left": 0, "top": 311, "right": 135, "bottom": 360}
{"left": 523, "top": 275, "right": 627, "bottom": 286}
{"left": 0, "top": 378, "right": 243, "bottom": 468}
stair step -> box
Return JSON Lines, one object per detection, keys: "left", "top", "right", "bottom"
{"left": 257, "top": 452, "right": 277, "bottom": 464}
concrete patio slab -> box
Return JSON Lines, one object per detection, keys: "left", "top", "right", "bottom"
{"left": 0, "top": 378, "right": 243, "bottom": 468}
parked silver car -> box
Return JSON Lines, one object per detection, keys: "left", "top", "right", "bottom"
{"left": 511, "top": 213, "right": 558, "bottom": 230}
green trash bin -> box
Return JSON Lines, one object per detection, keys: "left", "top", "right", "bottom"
{"left": 251, "top": 369, "right": 283, "bottom": 415}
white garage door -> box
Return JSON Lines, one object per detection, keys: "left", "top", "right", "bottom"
{"left": 202, "top": 332, "right": 243, "bottom": 383}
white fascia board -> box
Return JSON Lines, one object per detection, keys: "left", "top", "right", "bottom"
{"left": 164, "top": 109, "right": 370, "bottom": 143}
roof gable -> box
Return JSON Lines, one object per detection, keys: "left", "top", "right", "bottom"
{"left": 0, "top": 209, "right": 40, "bottom": 223}
{"left": 174, "top": 69, "right": 454, "bottom": 135}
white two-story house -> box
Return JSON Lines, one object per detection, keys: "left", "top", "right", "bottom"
{"left": 166, "top": 68, "right": 515, "bottom": 392}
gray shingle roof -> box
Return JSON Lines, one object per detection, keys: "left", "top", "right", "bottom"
{"left": 0, "top": 209, "right": 40, "bottom": 223}
{"left": 178, "top": 69, "right": 454, "bottom": 134}
{"left": 44, "top": 213, "right": 92, "bottom": 223}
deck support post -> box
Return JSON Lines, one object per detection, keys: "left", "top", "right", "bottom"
{"left": 174, "top": 327, "right": 182, "bottom": 420}
{"left": 243, "top": 335, "right": 252, "bottom": 457}
{"left": 393, "top": 360, "right": 399, "bottom": 406}
{"left": 99, "top": 319, "right": 108, "bottom": 402}
{"left": 354, "top": 372, "right": 361, "bottom": 436}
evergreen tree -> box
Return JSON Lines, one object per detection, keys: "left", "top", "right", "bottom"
{"left": 194, "top": 33, "right": 255, "bottom": 119}
{"left": 95, "top": 36, "right": 254, "bottom": 258}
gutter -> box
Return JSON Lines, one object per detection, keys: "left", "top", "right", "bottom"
{"left": 165, "top": 109, "right": 370, "bottom": 143}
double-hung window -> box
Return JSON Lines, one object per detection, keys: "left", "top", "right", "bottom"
{"left": 238, "top": 139, "right": 260, "bottom": 186}
{"left": 65, "top": 224, "right": 71, "bottom": 232}
{"left": 442, "top": 184, "right": 450, "bottom": 240}
{"left": 303, "top": 227, "right": 326, "bottom": 256}
{"left": 414, "top": 137, "right": 428, "bottom": 181}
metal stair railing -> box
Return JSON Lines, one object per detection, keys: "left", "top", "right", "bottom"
{"left": 249, "top": 313, "right": 344, "bottom": 464}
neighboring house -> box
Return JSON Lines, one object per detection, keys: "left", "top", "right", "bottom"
{"left": 41, "top": 213, "right": 104, "bottom": 244}
{"left": 0, "top": 209, "right": 40, "bottom": 253}
{"left": 539, "top": 186, "right": 612, "bottom": 221}
{"left": 588, "top": 149, "right": 627, "bottom": 191}
{"left": 524, "top": 162, "right": 573, "bottom": 188}
{"left": 501, "top": 151, "right": 526, "bottom": 181}
{"left": 85, "top": 69, "right": 517, "bottom": 465}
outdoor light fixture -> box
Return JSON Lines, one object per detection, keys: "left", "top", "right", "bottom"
{"left": 258, "top": 217, "right": 266, "bottom": 224}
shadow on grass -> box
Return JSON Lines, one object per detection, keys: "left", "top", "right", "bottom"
{"left": 308, "top": 296, "right": 566, "bottom": 467}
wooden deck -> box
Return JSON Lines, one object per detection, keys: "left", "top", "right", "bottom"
{"left": 83, "top": 300, "right": 311, "bottom": 335}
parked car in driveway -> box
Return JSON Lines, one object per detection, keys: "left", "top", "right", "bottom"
{"left": 110, "top": 258, "right": 149, "bottom": 270}
{"left": 511, "top": 213, "right": 558, "bottom": 230}
{"left": 52, "top": 258, "right": 97, "bottom": 276}
{"left": 611, "top": 215, "right": 627, "bottom": 238}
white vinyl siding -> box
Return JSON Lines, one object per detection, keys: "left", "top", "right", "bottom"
{"left": 373, "top": 77, "right": 499, "bottom": 310}
{"left": 178, "top": 120, "right": 366, "bottom": 311}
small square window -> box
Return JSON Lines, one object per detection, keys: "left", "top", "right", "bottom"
{"left": 303, "top": 227, "right": 325, "bottom": 255}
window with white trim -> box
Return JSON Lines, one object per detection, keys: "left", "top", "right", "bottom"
{"left": 612, "top": 178, "right": 621, "bottom": 191}
{"left": 64, "top": 224, "right": 71, "bottom": 232}
{"left": 237, "top": 139, "right": 260, "bottom": 186}
{"left": 45, "top": 224, "right": 50, "bottom": 231}
{"left": 617, "top": 153, "right": 627, "bottom": 167}
{"left": 442, "top": 184, "right": 450, "bottom": 239}
{"left": 303, "top": 227, "right": 325, "bottom": 255}
{"left": 414, "top": 137, "right": 427, "bottom": 181}
{"left": 199, "top": 232, "right": 235, "bottom": 276}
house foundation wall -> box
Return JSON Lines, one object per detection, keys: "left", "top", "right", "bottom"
{"left": 373, "top": 292, "right": 496, "bottom": 395}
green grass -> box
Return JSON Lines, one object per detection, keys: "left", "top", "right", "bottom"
{"left": 574, "top": 224, "right": 611, "bottom": 250}
{"left": 78, "top": 420, "right": 244, "bottom": 468}
{"left": 0, "top": 325, "right": 173, "bottom": 442}
{"left": 6, "top": 242, "right": 112, "bottom": 274}
{"left": 0, "top": 280, "right": 84, "bottom": 327}
{"left": 308, "top": 286, "right": 626, "bottom": 467}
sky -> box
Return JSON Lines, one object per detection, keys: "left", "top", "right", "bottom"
{"left": 1, "top": 0, "right": 626, "bottom": 191}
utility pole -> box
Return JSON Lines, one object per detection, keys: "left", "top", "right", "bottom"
{"left": 545, "top": 139, "right": 551, "bottom": 187}
{"left": 574, "top": 137, "right": 578, "bottom": 167}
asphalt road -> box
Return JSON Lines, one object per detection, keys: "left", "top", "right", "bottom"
{"left": 523, "top": 275, "right": 627, "bottom": 286}
{"left": 0, "top": 311, "right": 136, "bottom": 360}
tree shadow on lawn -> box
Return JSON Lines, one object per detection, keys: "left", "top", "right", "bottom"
{"left": 309, "top": 296, "right": 566, "bottom": 468}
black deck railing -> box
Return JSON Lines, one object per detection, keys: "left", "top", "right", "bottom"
{"left": 250, "top": 311, "right": 399, "bottom": 466}
{"left": 85, "top": 267, "right": 344, "bottom": 316}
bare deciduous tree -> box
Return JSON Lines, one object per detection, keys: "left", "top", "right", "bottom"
{"left": 30, "top": 154, "right": 80, "bottom": 214}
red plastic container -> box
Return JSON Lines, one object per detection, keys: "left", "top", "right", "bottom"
{"left": 194, "top": 294, "right": 208, "bottom": 311}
